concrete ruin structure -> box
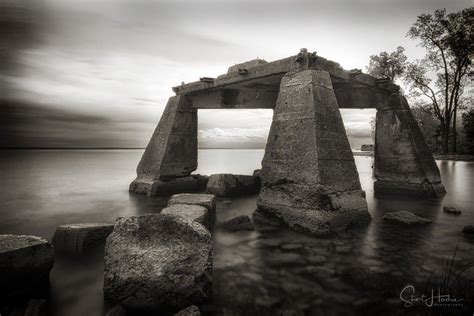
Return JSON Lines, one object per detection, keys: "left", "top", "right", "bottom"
{"left": 130, "top": 49, "right": 446, "bottom": 234}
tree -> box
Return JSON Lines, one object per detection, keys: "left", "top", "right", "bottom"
{"left": 367, "top": 46, "right": 407, "bottom": 81}
{"left": 462, "top": 108, "right": 474, "bottom": 153}
{"left": 404, "top": 8, "right": 473, "bottom": 153}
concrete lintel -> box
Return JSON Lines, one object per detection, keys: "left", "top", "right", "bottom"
{"left": 172, "top": 52, "right": 400, "bottom": 96}
{"left": 191, "top": 88, "right": 278, "bottom": 109}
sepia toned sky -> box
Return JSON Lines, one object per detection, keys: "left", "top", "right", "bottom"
{"left": 1, "top": 0, "right": 470, "bottom": 148}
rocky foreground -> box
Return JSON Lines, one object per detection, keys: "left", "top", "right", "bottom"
{"left": 1, "top": 174, "right": 472, "bottom": 315}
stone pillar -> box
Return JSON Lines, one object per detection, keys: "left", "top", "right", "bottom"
{"left": 255, "top": 70, "right": 370, "bottom": 235}
{"left": 374, "top": 94, "right": 446, "bottom": 197}
{"left": 130, "top": 95, "right": 199, "bottom": 196}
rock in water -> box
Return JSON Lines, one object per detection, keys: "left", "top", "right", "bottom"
{"left": 443, "top": 206, "right": 461, "bottom": 215}
{"left": 218, "top": 215, "right": 254, "bottom": 232}
{"left": 174, "top": 305, "right": 201, "bottom": 316}
{"left": 161, "top": 204, "right": 211, "bottom": 230}
{"left": 206, "top": 174, "right": 260, "bottom": 197}
{"left": 52, "top": 223, "right": 114, "bottom": 255}
{"left": 103, "top": 214, "right": 212, "bottom": 312}
{"left": 0, "top": 235, "right": 54, "bottom": 299}
{"left": 168, "top": 194, "right": 216, "bottom": 228}
{"left": 382, "top": 211, "right": 432, "bottom": 225}
{"left": 463, "top": 225, "right": 474, "bottom": 234}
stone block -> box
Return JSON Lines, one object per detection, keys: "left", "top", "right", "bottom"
{"left": 0, "top": 235, "right": 54, "bottom": 299}
{"left": 161, "top": 204, "right": 211, "bottom": 230}
{"left": 206, "top": 174, "right": 260, "bottom": 197}
{"left": 104, "top": 214, "right": 212, "bottom": 312}
{"left": 168, "top": 193, "right": 216, "bottom": 228}
{"left": 52, "top": 223, "right": 114, "bottom": 255}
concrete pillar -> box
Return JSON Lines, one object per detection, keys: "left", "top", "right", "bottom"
{"left": 374, "top": 94, "right": 446, "bottom": 197}
{"left": 255, "top": 70, "right": 370, "bottom": 235}
{"left": 129, "top": 95, "right": 198, "bottom": 196}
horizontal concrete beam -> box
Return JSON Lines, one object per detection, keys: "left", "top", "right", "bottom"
{"left": 172, "top": 51, "right": 400, "bottom": 96}
{"left": 191, "top": 88, "right": 277, "bottom": 109}
{"left": 333, "top": 85, "right": 390, "bottom": 109}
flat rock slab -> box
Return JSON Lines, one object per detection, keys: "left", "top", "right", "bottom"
{"left": 0, "top": 235, "right": 54, "bottom": 298}
{"left": 161, "top": 204, "right": 211, "bottom": 230}
{"left": 53, "top": 223, "right": 114, "bottom": 255}
{"left": 382, "top": 211, "right": 432, "bottom": 225}
{"left": 104, "top": 214, "right": 212, "bottom": 312}
{"left": 217, "top": 215, "right": 255, "bottom": 232}
{"left": 206, "top": 174, "right": 260, "bottom": 197}
{"left": 168, "top": 193, "right": 216, "bottom": 228}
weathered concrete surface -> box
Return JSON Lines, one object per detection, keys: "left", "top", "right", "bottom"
{"left": 255, "top": 70, "right": 370, "bottom": 235}
{"left": 52, "top": 223, "right": 114, "bottom": 255}
{"left": 130, "top": 95, "right": 198, "bottom": 195}
{"left": 206, "top": 174, "right": 261, "bottom": 197}
{"left": 161, "top": 204, "right": 211, "bottom": 230}
{"left": 104, "top": 214, "right": 212, "bottom": 312}
{"left": 374, "top": 94, "right": 445, "bottom": 197}
{"left": 131, "top": 174, "right": 208, "bottom": 196}
{"left": 382, "top": 211, "right": 432, "bottom": 225}
{"left": 228, "top": 59, "right": 268, "bottom": 74}
{"left": 168, "top": 193, "right": 216, "bottom": 228}
{"left": 0, "top": 235, "right": 54, "bottom": 299}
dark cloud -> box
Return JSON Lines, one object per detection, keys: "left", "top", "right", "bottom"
{"left": 0, "top": 99, "right": 153, "bottom": 148}
{"left": 1, "top": 0, "right": 470, "bottom": 149}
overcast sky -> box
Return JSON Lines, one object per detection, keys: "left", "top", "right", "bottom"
{"left": 1, "top": 0, "right": 470, "bottom": 148}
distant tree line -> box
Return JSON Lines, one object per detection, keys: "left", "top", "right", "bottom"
{"left": 367, "top": 7, "right": 473, "bottom": 154}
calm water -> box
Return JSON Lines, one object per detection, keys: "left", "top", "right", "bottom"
{"left": 0, "top": 149, "right": 473, "bottom": 315}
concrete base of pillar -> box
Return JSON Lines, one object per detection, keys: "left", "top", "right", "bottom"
{"left": 255, "top": 190, "right": 371, "bottom": 235}
{"left": 374, "top": 179, "right": 446, "bottom": 197}
{"left": 374, "top": 95, "right": 446, "bottom": 197}
{"left": 129, "top": 175, "right": 208, "bottom": 196}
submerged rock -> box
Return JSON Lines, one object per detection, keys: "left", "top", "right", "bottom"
{"left": 161, "top": 204, "right": 211, "bottom": 230}
{"left": 382, "top": 211, "right": 431, "bottom": 225}
{"left": 53, "top": 223, "right": 114, "bottom": 255}
{"left": 217, "top": 215, "right": 254, "bottom": 232}
{"left": 443, "top": 206, "right": 461, "bottom": 215}
{"left": 463, "top": 225, "right": 474, "bottom": 234}
{"left": 168, "top": 193, "right": 216, "bottom": 228}
{"left": 174, "top": 305, "right": 201, "bottom": 316}
{"left": 104, "top": 214, "right": 212, "bottom": 312}
{"left": 0, "top": 235, "right": 54, "bottom": 299}
{"left": 206, "top": 174, "right": 260, "bottom": 197}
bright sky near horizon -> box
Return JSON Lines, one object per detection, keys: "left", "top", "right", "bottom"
{"left": 1, "top": 0, "right": 471, "bottom": 148}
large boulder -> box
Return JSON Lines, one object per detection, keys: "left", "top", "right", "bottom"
{"left": 104, "top": 214, "right": 212, "bottom": 312}
{"left": 52, "top": 223, "right": 114, "bottom": 255}
{"left": 161, "top": 204, "right": 211, "bottom": 230}
{"left": 168, "top": 194, "right": 216, "bottom": 228}
{"left": 382, "top": 211, "right": 432, "bottom": 225}
{"left": 206, "top": 174, "right": 260, "bottom": 197}
{"left": 0, "top": 235, "right": 54, "bottom": 299}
